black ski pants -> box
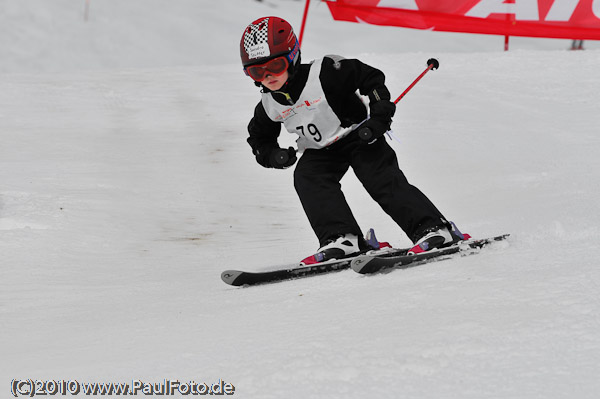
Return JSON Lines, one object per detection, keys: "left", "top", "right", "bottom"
{"left": 294, "top": 133, "right": 446, "bottom": 246}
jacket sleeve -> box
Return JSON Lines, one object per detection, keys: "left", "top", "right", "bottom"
{"left": 354, "top": 59, "right": 396, "bottom": 126}
{"left": 320, "top": 56, "right": 396, "bottom": 128}
{"left": 247, "top": 101, "right": 281, "bottom": 168}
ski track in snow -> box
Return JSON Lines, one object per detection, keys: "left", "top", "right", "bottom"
{"left": 1, "top": 1, "right": 600, "bottom": 398}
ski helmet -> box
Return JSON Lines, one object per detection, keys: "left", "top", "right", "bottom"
{"left": 240, "top": 16, "right": 300, "bottom": 73}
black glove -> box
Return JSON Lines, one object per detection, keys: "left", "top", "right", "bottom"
{"left": 357, "top": 100, "right": 395, "bottom": 144}
{"left": 269, "top": 147, "right": 297, "bottom": 169}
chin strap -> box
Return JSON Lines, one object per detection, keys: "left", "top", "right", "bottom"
{"left": 272, "top": 90, "right": 293, "bottom": 105}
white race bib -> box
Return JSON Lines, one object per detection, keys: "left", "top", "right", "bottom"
{"left": 262, "top": 57, "right": 358, "bottom": 153}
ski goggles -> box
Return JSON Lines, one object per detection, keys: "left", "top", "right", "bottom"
{"left": 244, "top": 56, "right": 289, "bottom": 82}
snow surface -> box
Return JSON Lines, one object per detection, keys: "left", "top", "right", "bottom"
{"left": 2, "top": 0, "right": 600, "bottom": 398}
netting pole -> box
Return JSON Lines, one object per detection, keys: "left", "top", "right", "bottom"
{"left": 298, "top": 0, "right": 311, "bottom": 48}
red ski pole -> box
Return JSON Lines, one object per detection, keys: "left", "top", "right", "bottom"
{"left": 359, "top": 58, "right": 439, "bottom": 141}
{"left": 393, "top": 58, "right": 439, "bottom": 104}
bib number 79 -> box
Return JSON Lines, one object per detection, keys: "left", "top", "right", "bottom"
{"left": 297, "top": 123, "right": 322, "bottom": 142}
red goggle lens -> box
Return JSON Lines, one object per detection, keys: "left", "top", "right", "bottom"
{"left": 245, "top": 57, "right": 289, "bottom": 82}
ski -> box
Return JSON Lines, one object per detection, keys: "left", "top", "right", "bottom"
{"left": 221, "top": 235, "right": 510, "bottom": 286}
{"left": 221, "top": 248, "right": 407, "bottom": 287}
{"left": 350, "top": 234, "right": 510, "bottom": 275}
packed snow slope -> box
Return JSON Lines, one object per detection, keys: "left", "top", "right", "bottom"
{"left": 1, "top": 1, "right": 599, "bottom": 398}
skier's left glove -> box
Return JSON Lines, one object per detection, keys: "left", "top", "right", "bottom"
{"left": 269, "top": 147, "right": 297, "bottom": 169}
{"left": 357, "top": 100, "right": 395, "bottom": 144}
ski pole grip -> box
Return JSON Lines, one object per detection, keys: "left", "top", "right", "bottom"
{"left": 275, "top": 149, "right": 289, "bottom": 165}
{"left": 358, "top": 127, "right": 373, "bottom": 141}
{"left": 427, "top": 58, "right": 440, "bottom": 70}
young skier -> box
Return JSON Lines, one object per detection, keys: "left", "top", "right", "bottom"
{"left": 240, "top": 16, "right": 467, "bottom": 264}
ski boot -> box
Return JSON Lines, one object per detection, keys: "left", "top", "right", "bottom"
{"left": 300, "top": 228, "right": 391, "bottom": 265}
{"left": 408, "top": 221, "right": 470, "bottom": 255}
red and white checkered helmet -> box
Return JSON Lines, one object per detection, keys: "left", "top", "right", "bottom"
{"left": 240, "top": 16, "right": 300, "bottom": 68}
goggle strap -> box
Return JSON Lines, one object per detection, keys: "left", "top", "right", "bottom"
{"left": 285, "top": 38, "right": 300, "bottom": 65}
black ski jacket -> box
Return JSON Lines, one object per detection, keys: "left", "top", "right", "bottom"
{"left": 247, "top": 55, "right": 396, "bottom": 167}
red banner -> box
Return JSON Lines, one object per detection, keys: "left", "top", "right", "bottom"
{"left": 325, "top": 0, "right": 600, "bottom": 39}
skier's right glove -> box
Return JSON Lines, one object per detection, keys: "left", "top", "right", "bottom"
{"left": 269, "top": 147, "right": 297, "bottom": 169}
